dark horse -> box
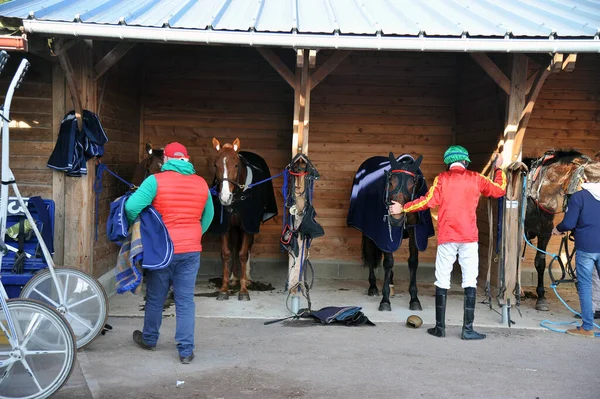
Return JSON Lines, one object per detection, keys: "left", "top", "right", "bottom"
{"left": 347, "top": 153, "right": 434, "bottom": 312}
{"left": 131, "top": 141, "right": 163, "bottom": 186}
{"left": 523, "top": 149, "right": 600, "bottom": 311}
{"left": 209, "top": 138, "right": 278, "bottom": 301}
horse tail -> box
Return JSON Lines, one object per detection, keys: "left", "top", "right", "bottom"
{"left": 361, "top": 235, "right": 382, "bottom": 269}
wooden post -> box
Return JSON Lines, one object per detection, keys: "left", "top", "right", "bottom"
{"left": 62, "top": 43, "right": 97, "bottom": 275}
{"left": 500, "top": 54, "right": 527, "bottom": 311}
{"left": 51, "top": 64, "right": 66, "bottom": 267}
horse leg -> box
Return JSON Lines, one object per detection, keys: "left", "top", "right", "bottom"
{"left": 379, "top": 252, "right": 393, "bottom": 311}
{"left": 408, "top": 229, "right": 422, "bottom": 311}
{"left": 389, "top": 269, "right": 395, "bottom": 297}
{"left": 238, "top": 233, "right": 253, "bottom": 301}
{"left": 535, "top": 235, "right": 551, "bottom": 311}
{"left": 228, "top": 227, "right": 240, "bottom": 288}
{"left": 217, "top": 234, "right": 231, "bottom": 301}
{"left": 363, "top": 236, "right": 380, "bottom": 296}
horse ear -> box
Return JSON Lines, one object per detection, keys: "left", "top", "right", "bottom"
{"left": 212, "top": 137, "right": 221, "bottom": 151}
{"left": 233, "top": 138, "right": 241, "bottom": 152}
{"left": 389, "top": 152, "right": 399, "bottom": 169}
{"left": 412, "top": 155, "right": 423, "bottom": 171}
{"left": 145, "top": 141, "right": 153, "bottom": 155}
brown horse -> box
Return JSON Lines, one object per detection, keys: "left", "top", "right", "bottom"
{"left": 210, "top": 138, "right": 254, "bottom": 301}
{"left": 523, "top": 149, "right": 600, "bottom": 310}
{"left": 132, "top": 141, "right": 163, "bottom": 186}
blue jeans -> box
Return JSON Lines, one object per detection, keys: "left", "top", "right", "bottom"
{"left": 142, "top": 252, "right": 200, "bottom": 356}
{"left": 575, "top": 250, "right": 600, "bottom": 331}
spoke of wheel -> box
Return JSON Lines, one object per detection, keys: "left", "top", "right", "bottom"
{"left": 24, "top": 349, "right": 68, "bottom": 356}
{"left": 0, "top": 362, "right": 15, "bottom": 386}
{"left": 67, "top": 294, "right": 98, "bottom": 310}
{"left": 68, "top": 312, "right": 93, "bottom": 332}
{"left": 0, "top": 351, "right": 12, "bottom": 356}
{"left": 32, "top": 288, "right": 60, "bottom": 308}
{"left": 20, "top": 357, "right": 43, "bottom": 393}
{"left": 63, "top": 274, "right": 70, "bottom": 305}
{"left": 20, "top": 313, "right": 43, "bottom": 349}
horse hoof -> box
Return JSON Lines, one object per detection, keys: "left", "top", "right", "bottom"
{"left": 367, "top": 288, "right": 379, "bottom": 297}
{"left": 536, "top": 299, "right": 549, "bottom": 311}
{"left": 216, "top": 292, "right": 229, "bottom": 301}
{"left": 238, "top": 293, "right": 250, "bottom": 301}
{"left": 378, "top": 302, "right": 392, "bottom": 312}
{"left": 409, "top": 301, "right": 422, "bottom": 311}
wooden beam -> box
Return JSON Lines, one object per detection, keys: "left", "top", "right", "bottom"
{"left": 500, "top": 54, "right": 528, "bottom": 310}
{"left": 51, "top": 64, "right": 66, "bottom": 267}
{"left": 93, "top": 42, "right": 136, "bottom": 80}
{"left": 513, "top": 65, "right": 552, "bottom": 163}
{"left": 550, "top": 53, "right": 563, "bottom": 73}
{"left": 470, "top": 53, "right": 511, "bottom": 96}
{"left": 310, "top": 50, "right": 351, "bottom": 90}
{"left": 51, "top": 38, "right": 78, "bottom": 57}
{"left": 256, "top": 47, "right": 295, "bottom": 88}
{"left": 57, "top": 51, "right": 83, "bottom": 132}
{"left": 308, "top": 50, "right": 317, "bottom": 68}
{"left": 562, "top": 53, "right": 577, "bottom": 72}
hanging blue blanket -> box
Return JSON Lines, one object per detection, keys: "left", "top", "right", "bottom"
{"left": 47, "top": 110, "right": 108, "bottom": 176}
{"left": 207, "top": 151, "right": 278, "bottom": 235}
{"left": 109, "top": 193, "right": 174, "bottom": 294}
{"left": 347, "top": 154, "right": 434, "bottom": 253}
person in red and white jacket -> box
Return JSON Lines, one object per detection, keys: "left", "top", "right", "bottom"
{"left": 389, "top": 145, "right": 506, "bottom": 340}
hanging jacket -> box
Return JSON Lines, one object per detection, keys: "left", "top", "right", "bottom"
{"left": 124, "top": 159, "right": 214, "bottom": 254}
{"left": 403, "top": 165, "right": 506, "bottom": 244}
{"left": 556, "top": 182, "right": 600, "bottom": 253}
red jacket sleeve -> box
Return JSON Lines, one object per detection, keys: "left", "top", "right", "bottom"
{"left": 403, "top": 176, "right": 441, "bottom": 213}
{"left": 479, "top": 168, "right": 506, "bottom": 198}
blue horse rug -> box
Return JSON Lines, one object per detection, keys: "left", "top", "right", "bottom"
{"left": 346, "top": 154, "right": 435, "bottom": 253}
{"left": 207, "top": 151, "right": 278, "bottom": 235}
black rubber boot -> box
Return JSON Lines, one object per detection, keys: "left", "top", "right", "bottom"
{"left": 427, "top": 287, "right": 447, "bottom": 338}
{"left": 461, "top": 287, "right": 486, "bottom": 340}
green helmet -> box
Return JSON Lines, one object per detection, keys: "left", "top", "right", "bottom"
{"left": 443, "top": 145, "right": 471, "bottom": 165}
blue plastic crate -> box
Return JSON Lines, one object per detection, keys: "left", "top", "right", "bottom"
{"left": 1, "top": 197, "right": 55, "bottom": 298}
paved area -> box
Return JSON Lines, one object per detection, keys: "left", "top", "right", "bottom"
{"left": 63, "top": 317, "right": 598, "bottom": 399}
{"left": 109, "top": 278, "right": 581, "bottom": 330}
{"left": 48, "top": 279, "right": 599, "bottom": 399}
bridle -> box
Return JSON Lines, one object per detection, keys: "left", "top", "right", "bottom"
{"left": 213, "top": 153, "right": 250, "bottom": 204}
{"left": 385, "top": 167, "right": 421, "bottom": 230}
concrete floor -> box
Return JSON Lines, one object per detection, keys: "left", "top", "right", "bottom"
{"left": 108, "top": 277, "right": 581, "bottom": 330}
{"left": 50, "top": 278, "right": 599, "bottom": 399}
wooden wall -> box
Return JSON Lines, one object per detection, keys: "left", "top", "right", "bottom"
{"left": 92, "top": 45, "right": 142, "bottom": 277}
{"left": 0, "top": 53, "right": 53, "bottom": 198}
{"left": 309, "top": 51, "right": 457, "bottom": 263}
{"left": 141, "top": 44, "right": 293, "bottom": 261}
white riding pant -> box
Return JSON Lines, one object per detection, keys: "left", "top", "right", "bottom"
{"left": 592, "top": 268, "right": 600, "bottom": 312}
{"left": 434, "top": 242, "right": 479, "bottom": 289}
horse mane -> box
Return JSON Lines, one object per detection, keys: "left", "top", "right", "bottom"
{"left": 522, "top": 148, "right": 586, "bottom": 168}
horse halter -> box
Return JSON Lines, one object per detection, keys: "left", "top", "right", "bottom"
{"left": 214, "top": 153, "right": 250, "bottom": 204}
{"left": 385, "top": 168, "right": 420, "bottom": 229}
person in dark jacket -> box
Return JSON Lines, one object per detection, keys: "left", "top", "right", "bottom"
{"left": 553, "top": 178, "right": 600, "bottom": 337}
{"left": 125, "top": 142, "right": 214, "bottom": 363}
{"left": 389, "top": 145, "right": 506, "bottom": 340}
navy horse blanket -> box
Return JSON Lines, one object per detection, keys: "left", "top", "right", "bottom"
{"left": 347, "top": 154, "right": 435, "bottom": 253}
{"left": 208, "top": 151, "right": 278, "bottom": 235}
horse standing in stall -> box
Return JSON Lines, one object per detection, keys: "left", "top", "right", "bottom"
{"left": 208, "top": 138, "right": 278, "bottom": 301}
{"left": 523, "top": 149, "right": 600, "bottom": 311}
{"left": 347, "top": 153, "right": 435, "bottom": 311}
{"left": 131, "top": 142, "right": 164, "bottom": 186}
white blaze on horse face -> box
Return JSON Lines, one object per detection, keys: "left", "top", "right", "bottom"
{"left": 220, "top": 157, "right": 232, "bottom": 204}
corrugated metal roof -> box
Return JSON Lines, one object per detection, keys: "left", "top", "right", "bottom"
{"left": 1, "top": 0, "right": 599, "bottom": 38}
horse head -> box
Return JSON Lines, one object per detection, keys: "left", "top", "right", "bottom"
{"left": 132, "top": 141, "right": 164, "bottom": 186}
{"left": 387, "top": 152, "right": 423, "bottom": 226}
{"left": 212, "top": 137, "right": 246, "bottom": 206}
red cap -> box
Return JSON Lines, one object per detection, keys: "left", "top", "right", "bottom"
{"left": 164, "top": 142, "right": 188, "bottom": 158}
